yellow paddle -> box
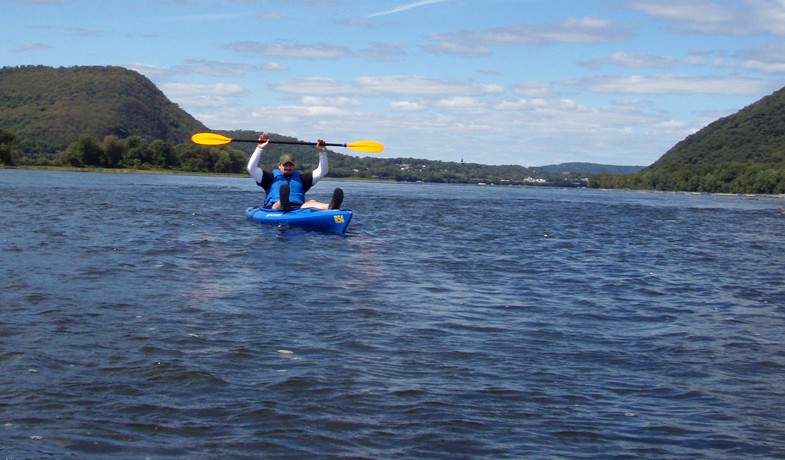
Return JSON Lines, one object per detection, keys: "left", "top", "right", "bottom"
{"left": 191, "top": 132, "right": 384, "bottom": 153}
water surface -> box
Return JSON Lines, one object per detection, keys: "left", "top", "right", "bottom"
{"left": 2, "top": 169, "right": 784, "bottom": 458}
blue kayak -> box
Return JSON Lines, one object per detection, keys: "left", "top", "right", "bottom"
{"left": 245, "top": 206, "right": 352, "bottom": 234}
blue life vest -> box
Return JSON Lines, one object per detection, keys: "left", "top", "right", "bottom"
{"left": 265, "top": 169, "right": 306, "bottom": 208}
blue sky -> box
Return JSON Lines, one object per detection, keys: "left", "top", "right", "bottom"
{"left": 4, "top": 0, "right": 785, "bottom": 166}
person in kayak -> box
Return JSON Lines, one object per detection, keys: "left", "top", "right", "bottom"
{"left": 246, "top": 133, "right": 343, "bottom": 212}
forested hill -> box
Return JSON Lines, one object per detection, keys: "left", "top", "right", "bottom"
{"left": 0, "top": 65, "right": 207, "bottom": 154}
{"left": 590, "top": 85, "right": 785, "bottom": 194}
{"left": 652, "top": 85, "right": 785, "bottom": 171}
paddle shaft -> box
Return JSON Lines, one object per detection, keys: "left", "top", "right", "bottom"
{"left": 232, "top": 139, "right": 347, "bottom": 148}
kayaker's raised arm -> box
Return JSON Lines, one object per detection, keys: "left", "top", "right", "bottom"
{"left": 311, "top": 139, "right": 328, "bottom": 184}
{"left": 257, "top": 133, "right": 270, "bottom": 150}
{"left": 246, "top": 133, "right": 270, "bottom": 184}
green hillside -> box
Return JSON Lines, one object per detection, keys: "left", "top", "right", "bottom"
{"left": 0, "top": 65, "right": 207, "bottom": 155}
{"left": 590, "top": 86, "right": 785, "bottom": 194}
{"left": 653, "top": 87, "right": 785, "bottom": 171}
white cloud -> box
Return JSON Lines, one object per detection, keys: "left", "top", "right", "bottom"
{"left": 360, "top": 42, "right": 407, "bottom": 61}
{"left": 726, "top": 43, "right": 785, "bottom": 74}
{"left": 10, "top": 42, "right": 51, "bottom": 52}
{"left": 224, "top": 41, "right": 352, "bottom": 59}
{"left": 160, "top": 82, "right": 246, "bottom": 98}
{"left": 390, "top": 100, "right": 428, "bottom": 111}
{"left": 272, "top": 76, "right": 504, "bottom": 98}
{"left": 513, "top": 82, "right": 557, "bottom": 97}
{"left": 170, "top": 59, "right": 258, "bottom": 77}
{"left": 581, "top": 74, "right": 775, "bottom": 95}
{"left": 435, "top": 96, "right": 485, "bottom": 111}
{"left": 261, "top": 62, "right": 289, "bottom": 72}
{"left": 301, "top": 96, "right": 361, "bottom": 107}
{"left": 733, "top": 60, "right": 785, "bottom": 74}
{"left": 271, "top": 77, "right": 352, "bottom": 95}
{"left": 422, "top": 42, "right": 493, "bottom": 56}
{"left": 426, "top": 17, "right": 632, "bottom": 56}
{"left": 626, "top": 0, "right": 785, "bottom": 36}
{"left": 625, "top": 0, "right": 740, "bottom": 34}
{"left": 748, "top": 0, "right": 785, "bottom": 36}
{"left": 581, "top": 52, "right": 691, "bottom": 69}
{"left": 358, "top": 76, "right": 503, "bottom": 97}
{"left": 132, "top": 60, "right": 287, "bottom": 79}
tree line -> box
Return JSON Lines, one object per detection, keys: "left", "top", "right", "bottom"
{"left": 60, "top": 134, "right": 248, "bottom": 173}
{"left": 0, "top": 128, "right": 247, "bottom": 174}
{"left": 589, "top": 162, "right": 785, "bottom": 195}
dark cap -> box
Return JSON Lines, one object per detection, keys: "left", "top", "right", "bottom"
{"left": 279, "top": 154, "right": 295, "bottom": 165}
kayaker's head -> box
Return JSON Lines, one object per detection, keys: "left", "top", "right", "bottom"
{"left": 278, "top": 154, "right": 296, "bottom": 177}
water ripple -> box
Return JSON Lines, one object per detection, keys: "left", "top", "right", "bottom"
{"left": 2, "top": 171, "right": 785, "bottom": 458}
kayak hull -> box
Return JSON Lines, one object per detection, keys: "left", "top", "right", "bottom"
{"left": 245, "top": 206, "right": 352, "bottom": 234}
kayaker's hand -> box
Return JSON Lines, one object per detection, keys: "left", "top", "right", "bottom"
{"left": 316, "top": 139, "right": 327, "bottom": 152}
{"left": 258, "top": 133, "right": 270, "bottom": 149}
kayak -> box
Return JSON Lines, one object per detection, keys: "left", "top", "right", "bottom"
{"left": 245, "top": 206, "right": 352, "bottom": 234}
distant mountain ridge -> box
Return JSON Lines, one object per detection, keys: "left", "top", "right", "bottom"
{"left": 0, "top": 65, "right": 207, "bottom": 154}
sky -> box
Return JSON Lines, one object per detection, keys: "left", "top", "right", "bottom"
{"left": 3, "top": 0, "right": 785, "bottom": 167}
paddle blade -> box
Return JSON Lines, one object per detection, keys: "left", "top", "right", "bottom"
{"left": 191, "top": 132, "right": 233, "bottom": 146}
{"left": 346, "top": 140, "right": 385, "bottom": 153}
